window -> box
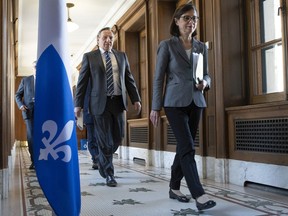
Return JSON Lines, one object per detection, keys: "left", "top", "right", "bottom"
{"left": 247, "top": 0, "right": 286, "bottom": 103}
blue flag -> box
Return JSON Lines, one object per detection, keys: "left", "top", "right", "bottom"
{"left": 34, "top": 0, "right": 81, "bottom": 215}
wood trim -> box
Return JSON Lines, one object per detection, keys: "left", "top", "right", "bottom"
{"left": 116, "top": 0, "right": 146, "bottom": 29}
{"left": 1, "top": 0, "right": 17, "bottom": 169}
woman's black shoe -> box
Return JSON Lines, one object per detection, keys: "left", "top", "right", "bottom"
{"left": 196, "top": 200, "right": 216, "bottom": 211}
{"left": 169, "top": 189, "right": 190, "bottom": 203}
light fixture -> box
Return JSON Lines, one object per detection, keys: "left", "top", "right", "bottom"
{"left": 66, "top": 3, "right": 79, "bottom": 33}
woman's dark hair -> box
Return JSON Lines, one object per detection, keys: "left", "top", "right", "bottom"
{"left": 169, "top": 3, "right": 198, "bottom": 37}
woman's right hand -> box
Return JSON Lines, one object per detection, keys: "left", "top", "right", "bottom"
{"left": 150, "top": 110, "right": 160, "bottom": 127}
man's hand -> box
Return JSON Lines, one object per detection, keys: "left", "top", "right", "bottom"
{"left": 74, "top": 107, "right": 82, "bottom": 118}
{"left": 20, "top": 105, "right": 28, "bottom": 112}
{"left": 134, "top": 102, "right": 141, "bottom": 115}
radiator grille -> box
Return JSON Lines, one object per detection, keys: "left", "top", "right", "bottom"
{"left": 130, "top": 126, "right": 148, "bottom": 144}
{"left": 235, "top": 118, "right": 288, "bottom": 153}
{"left": 167, "top": 124, "right": 199, "bottom": 147}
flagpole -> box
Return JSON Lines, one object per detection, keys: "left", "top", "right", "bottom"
{"left": 34, "top": 0, "right": 81, "bottom": 215}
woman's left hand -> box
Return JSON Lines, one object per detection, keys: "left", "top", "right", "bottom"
{"left": 150, "top": 110, "right": 160, "bottom": 127}
{"left": 196, "top": 79, "right": 207, "bottom": 91}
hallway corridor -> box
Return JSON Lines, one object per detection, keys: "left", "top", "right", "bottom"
{"left": 1, "top": 144, "right": 288, "bottom": 216}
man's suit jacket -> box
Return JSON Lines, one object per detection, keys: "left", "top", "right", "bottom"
{"left": 152, "top": 36, "right": 211, "bottom": 111}
{"left": 15, "top": 75, "right": 35, "bottom": 120}
{"left": 75, "top": 49, "right": 141, "bottom": 115}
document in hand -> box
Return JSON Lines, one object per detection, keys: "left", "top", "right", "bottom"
{"left": 76, "top": 110, "right": 83, "bottom": 130}
{"left": 195, "top": 53, "right": 203, "bottom": 83}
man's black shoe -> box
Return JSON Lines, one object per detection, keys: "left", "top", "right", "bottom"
{"left": 106, "top": 175, "right": 117, "bottom": 187}
{"left": 98, "top": 163, "right": 106, "bottom": 178}
{"left": 29, "top": 163, "right": 35, "bottom": 170}
{"left": 92, "top": 162, "right": 98, "bottom": 170}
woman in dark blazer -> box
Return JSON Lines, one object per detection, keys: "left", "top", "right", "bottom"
{"left": 150, "top": 3, "right": 216, "bottom": 211}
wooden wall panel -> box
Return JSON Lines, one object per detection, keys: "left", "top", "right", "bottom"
{"left": 157, "top": 1, "right": 175, "bottom": 42}
{"left": 201, "top": 0, "right": 218, "bottom": 157}
{"left": 221, "top": 0, "right": 246, "bottom": 107}
{"left": 216, "top": 0, "right": 246, "bottom": 158}
{"left": 200, "top": 0, "right": 247, "bottom": 158}
{"left": 1, "top": 0, "right": 17, "bottom": 170}
{"left": 124, "top": 32, "right": 141, "bottom": 119}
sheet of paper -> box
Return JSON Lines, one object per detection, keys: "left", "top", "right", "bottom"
{"left": 76, "top": 110, "right": 83, "bottom": 130}
{"left": 195, "top": 53, "right": 203, "bottom": 83}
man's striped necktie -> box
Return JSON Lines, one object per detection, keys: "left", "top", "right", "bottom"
{"left": 105, "top": 51, "right": 114, "bottom": 96}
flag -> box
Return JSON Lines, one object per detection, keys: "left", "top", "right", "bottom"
{"left": 34, "top": 0, "right": 81, "bottom": 215}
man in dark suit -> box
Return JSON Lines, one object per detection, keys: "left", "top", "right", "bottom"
{"left": 74, "top": 27, "right": 141, "bottom": 187}
{"left": 15, "top": 61, "right": 36, "bottom": 170}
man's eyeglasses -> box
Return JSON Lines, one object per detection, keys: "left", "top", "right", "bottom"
{"left": 180, "top": 15, "right": 199, "bottom": 22}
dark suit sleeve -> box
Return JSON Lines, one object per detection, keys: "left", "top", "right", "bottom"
{"left": 74, "top": 53, "right": 91, "bottom": 108}
{"left": 15, "top": 78, "right": 25, "bottom": 109}
{"left": 83, "top": 79, "right": 94, "bottom": 124}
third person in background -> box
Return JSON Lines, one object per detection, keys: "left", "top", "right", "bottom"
{"left": 15, "top": 61, "right": 37, "bottom": 170}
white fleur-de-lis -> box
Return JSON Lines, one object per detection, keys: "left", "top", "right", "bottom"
{"left": 39, "top": 120, "right": 74, "bottom": 162}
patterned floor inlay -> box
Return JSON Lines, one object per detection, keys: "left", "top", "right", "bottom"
{"left": 19, "top": 147, "right": 288, "bottom": 216}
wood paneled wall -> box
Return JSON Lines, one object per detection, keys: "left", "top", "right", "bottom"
{"left": 1, "top": 0, "right": 17, "bottom": 170}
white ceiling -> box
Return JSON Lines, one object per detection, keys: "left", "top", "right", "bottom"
{"left": 17, "top": 0, "right": 136, "bottom": 76}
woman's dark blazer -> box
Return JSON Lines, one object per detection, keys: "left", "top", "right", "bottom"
{"left": 151, "top": 36, "right": 211, "bottom": 111}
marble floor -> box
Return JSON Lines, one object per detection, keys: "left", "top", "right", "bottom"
{"left": 1, "top": 145, "right": 288, "bottom": 216}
